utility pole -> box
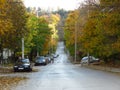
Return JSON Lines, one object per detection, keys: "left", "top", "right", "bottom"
{"left": 22, "top": 38, "right": 24, "bottom": 59}
{"left": 74, "top": 22, "right": 77, "bottom": 63}
{"left": 48, "top": 9, "right": 52, "bottom": 55}
{"left": 87, "top": 0, "right": 90, "bottom": 65}
{"left": 36, "top": 9, "right": 40, "bottom": 57}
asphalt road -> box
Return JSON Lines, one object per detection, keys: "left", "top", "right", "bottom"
{"left": 12, "top": 42, "right": 120, "bottom": 90}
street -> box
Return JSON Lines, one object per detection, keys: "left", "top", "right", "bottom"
{"left": 1, "top": 0, "right": 120, "bottom": 90}
{"left": 10, "top": 42, "right": 120, "bottom": 90}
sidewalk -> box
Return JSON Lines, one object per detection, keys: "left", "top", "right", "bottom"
{"left": 0, "top": 65, "right": 13, "bottom": 73}
{"left": 71, "top": 58, "right": 120, "bottom": 73}
{"left": 83, "top": 64, "right": 120, "bottom": 73}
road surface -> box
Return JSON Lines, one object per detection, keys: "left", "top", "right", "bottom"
{"left": 11, "top": 42, "right": 120, "bottom": 90}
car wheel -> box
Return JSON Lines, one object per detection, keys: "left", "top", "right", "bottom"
{"left": 29, "top": 68, "right": 32, "bottom": 72}
{"left": 14, "top": 69, "right": 18, "bottom": 72}
{"left": 44, "top": 63, "right": 47, "bottom": 65}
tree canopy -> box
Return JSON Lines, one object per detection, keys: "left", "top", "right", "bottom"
{"left": 64, "top": 0, "right": 120, "bottom": 62}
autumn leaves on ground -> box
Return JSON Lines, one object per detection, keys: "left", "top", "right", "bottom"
{"left": 0, "top": 67, "right": 27, "bottom": 90}
{"left": 0, "top": 76, "right": 27, "bottom": 90}
{"left": 0, "top": 66, "right": 40, "bottom": 90}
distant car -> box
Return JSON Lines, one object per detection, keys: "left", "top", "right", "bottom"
{"left": 13, "top": 59, "right": 32, "bottom": 72}
{"left": 34, "top": 56, "right": 47, "bottom": 66}
{"left": 81, "top": 56, "right": 99, "bottom": 64}
{"left": 52, "top": 54, "right": 59, "bottom": 58}
{"left": 49, "top": 55, "right": 54, "bottom": 63}
{"left": 45, "top": 56, "right": 51, "bottom": 63}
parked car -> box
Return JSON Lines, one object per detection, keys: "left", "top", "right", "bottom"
{"left": 49, "top": 55, "right": 54, "bottom": 63}
{"left": 45, "top": 56, "right": 51, "bottom": 63}
{"left": 81, "top": 56, "right": 99, "bottom": 64}
{"left": 13, "top": 59, "right": 32, "bottom": 72}
{"left": 34, "top": 56, "right": 47, "bottom": 66}
{"left": 52, "top": 54, "right": 59, "bottom": 58}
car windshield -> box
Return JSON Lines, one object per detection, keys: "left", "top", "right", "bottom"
{"left": 16, "top": 59, "right": 30, "bottom": 64}
{"left": 22, "top": 59, "right": 30, "bottom": 63}
{"left": 91, "top": 56, "right": 96, "bottom": 60}
{"left": 36, "top": 56, "right": 45, "bottom": 60}
{"left": 82, "top": 57, "right": 88, "bottom": 60}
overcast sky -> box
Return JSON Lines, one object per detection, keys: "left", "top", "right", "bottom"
{"left": 23, "top": 0, "right": 85, "bottom": 11}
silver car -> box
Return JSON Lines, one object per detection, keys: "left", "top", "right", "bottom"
{"left": 81, "top": 56, "right": 99, "bottom": 64}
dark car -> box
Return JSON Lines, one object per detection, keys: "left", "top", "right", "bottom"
{"left": 34, "top": 56, "right": 47, "bottom": 66}
{"left": 52, "top": 54, "right": 59, "bottom": 58}
{"left": 45, "top": 56, "right": 51, "bottom": 64}
{"left": 13, "top": 59, "right": 32, "bottom": 72}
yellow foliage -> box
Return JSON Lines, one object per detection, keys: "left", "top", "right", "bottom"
{"left": 112, "top": 40, "right": 120, "bottom": 52}
{"left": 0, "top": 19, "right": 13, "bottom": 36}
{"left": 64, "top": 10, "right": 79, "bottom": 48}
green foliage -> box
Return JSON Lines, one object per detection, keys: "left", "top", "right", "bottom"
{"left": 26, "top": 14, "right": 52, "bottom": 56}
{"left": 0, "top": 0, "right": 61, "bottom": 61}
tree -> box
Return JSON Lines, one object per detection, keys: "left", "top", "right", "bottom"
{"left": 64, "top": 0, "right": 120, "bottom": 64}
{"left": 0, "top": 0, "right": 28, "bottom": 61}
{"left": 79, "top": 0, "right": 120, "bottom": 63}
{"left": 26, "top": 14, "right": 52, "bottom": 58}
{"left": 0, "top": 0, "right": 13, "bottom": 37}
{"left": 64, "top": 10, "right": 79, "bottom": 56}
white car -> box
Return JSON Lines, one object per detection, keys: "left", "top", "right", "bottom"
{"left": 81, "top": 56, "right": 99, "bottom": 64}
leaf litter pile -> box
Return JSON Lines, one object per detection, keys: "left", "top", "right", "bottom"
{"left": 0, "top": 76, "right": 27, "bottom": 90}
{"left": 0, "top": 66, "right": 38, "bottom": 90}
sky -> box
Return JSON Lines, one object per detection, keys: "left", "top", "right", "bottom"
{"left": 23, "top": 0, "right": 85, "bottom": 11}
